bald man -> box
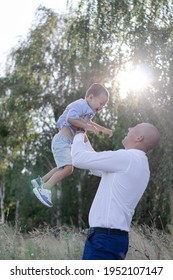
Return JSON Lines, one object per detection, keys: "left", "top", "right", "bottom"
{"left": 71, "top": 123, "right": 160, "bottom": 260}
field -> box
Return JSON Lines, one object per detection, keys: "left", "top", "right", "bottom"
{"left": 0, "top": 224, "right": 172, "bottom": 260}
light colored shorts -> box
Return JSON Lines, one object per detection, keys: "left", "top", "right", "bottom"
{"left": 51, "top": 133, "right": 72, "bottom": 168}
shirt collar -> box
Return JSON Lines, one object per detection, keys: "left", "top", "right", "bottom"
{"left": 128, "top": 149, "right": 146, "bottom": 156}
{"left": 84, "top": 99, "right": 95, "bottom": 115}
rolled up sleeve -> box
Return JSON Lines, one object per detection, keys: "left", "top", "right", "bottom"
{"left": 66, "top": 100, "right": 84, "bottom": 121}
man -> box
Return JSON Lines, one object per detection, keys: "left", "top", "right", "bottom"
{"left": 71, "top": 123, "right": 160, "bottom": 260}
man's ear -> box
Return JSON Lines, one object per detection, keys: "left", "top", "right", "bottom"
{"left": 136, "top": 135, "right": 144, "bottom": 142}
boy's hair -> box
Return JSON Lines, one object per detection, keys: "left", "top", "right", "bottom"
{"left": 85, "top": 83, "right": 109, "bottom": 98}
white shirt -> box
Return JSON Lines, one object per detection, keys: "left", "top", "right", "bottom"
{"left": 71, "top": 133, "right": 150, "bottom": 232}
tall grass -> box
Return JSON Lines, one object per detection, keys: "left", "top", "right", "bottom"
{"left": 0, "top": 224, "right": 85, "bottom": 260}
{"left": 127, "top": 225, "right": 173, "bottom": 259}
{"left": 0, "top": 223, "right": 172, "bottom": 259}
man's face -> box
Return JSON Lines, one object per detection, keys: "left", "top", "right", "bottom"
{"left": 122, "top": 124, "right": 141, "bottom": 149}
{"left": 122, "top": 122, "right": 160, "bottom": 151}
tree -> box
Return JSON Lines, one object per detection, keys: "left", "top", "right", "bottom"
{"left": 1, "top": 1, "right": 173, "bottom": 230}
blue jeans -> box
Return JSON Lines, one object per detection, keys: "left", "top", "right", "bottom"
{"left": 82, "top": 229, "right": 129, "bottom": 260}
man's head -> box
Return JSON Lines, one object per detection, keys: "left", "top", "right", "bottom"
{"left": 122, "top": 123, "right": 160, "bottom": 152}
{"left": 85, "top": 83, "right": 109, "bottom": 113}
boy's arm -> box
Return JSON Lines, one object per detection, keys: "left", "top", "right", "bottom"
{"left": 66, "top": 100, "right": 98, "bottom": 134}
{"left": 90, "top": 121, "right": 113, "bottom": 137}
{"left": 68, "top": 117, "right": 99, "bottom": 135}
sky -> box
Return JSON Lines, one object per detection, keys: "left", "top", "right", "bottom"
{"left": 0, "top": 0, "right": 79, "bottom": 73}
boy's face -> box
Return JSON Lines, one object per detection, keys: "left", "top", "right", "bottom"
{"left": 87, "top": 93, "right": 108, "bottom": 112}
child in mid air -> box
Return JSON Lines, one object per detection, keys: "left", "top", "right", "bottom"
{"left": 32, "top": 83, "right": 113, "bottom": 207}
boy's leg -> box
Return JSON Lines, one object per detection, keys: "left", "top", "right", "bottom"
{"left": 43, "top": 165, "right": 73, "bottom": 190}
{"left": 32, "top": 133, "right": 73, "bottom": 207}
{"left": 42, "top": 167, "right": 59, "bottom": 183}
{"left": 32, "top": 165, "right": 73, "bottom": 207}
{"left": 31, "top": 167, "right": 62, "bottom": 188}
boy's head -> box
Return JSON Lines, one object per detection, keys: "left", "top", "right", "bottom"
{"left": 85, "top": 83, "right": 109, "bottom": 112}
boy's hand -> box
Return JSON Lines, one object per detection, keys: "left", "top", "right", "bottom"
{"left": 86, "top": 124, "right": 99, "bottom": 136}
{"left": 102, "top": 128, "right": 113, "bottom": 138}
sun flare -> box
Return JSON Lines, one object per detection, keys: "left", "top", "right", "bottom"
{"left": 117, "top": 63, "right": 152, "bottom": 99}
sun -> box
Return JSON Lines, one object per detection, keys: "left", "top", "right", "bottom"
{"left": 117, "top": 62, "right": 152, "bottom": 98}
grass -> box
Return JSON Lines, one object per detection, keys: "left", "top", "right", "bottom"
{"left": 127, "top": 225, "right": 173, "bottom": 260}
{"left": 0, "top": 223, "right": 173, "bottom": 259}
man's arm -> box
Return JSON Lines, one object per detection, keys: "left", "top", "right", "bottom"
{"left": 71, "top": 133, "right": 130, "bottom": 173}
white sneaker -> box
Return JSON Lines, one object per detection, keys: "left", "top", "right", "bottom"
{"left": 31, "top": 176, "right": 43, "bottom": 188}
{"left": 33, "top": 187, "right": 53, "bottom": 207}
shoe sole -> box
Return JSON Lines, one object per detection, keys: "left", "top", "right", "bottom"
{"left": 33, "top": 188, "right": 53, "bottom": 208}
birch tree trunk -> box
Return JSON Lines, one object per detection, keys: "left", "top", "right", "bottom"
{"left": 170, "top": 188, "right": 173, "bottom": 228}
{"left": 0, "top": 181, "right": 5, "bottom": 224}
{"left": 15, "top": 200, "right": 20, "bottom": 225}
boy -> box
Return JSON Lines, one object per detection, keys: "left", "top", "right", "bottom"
{"left": 32, "top": 83, "right": 112, "bottom": 207}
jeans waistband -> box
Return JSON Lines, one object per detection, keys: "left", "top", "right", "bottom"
{"left": 88, "top": 227, "right": 128, "bottom": 238}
